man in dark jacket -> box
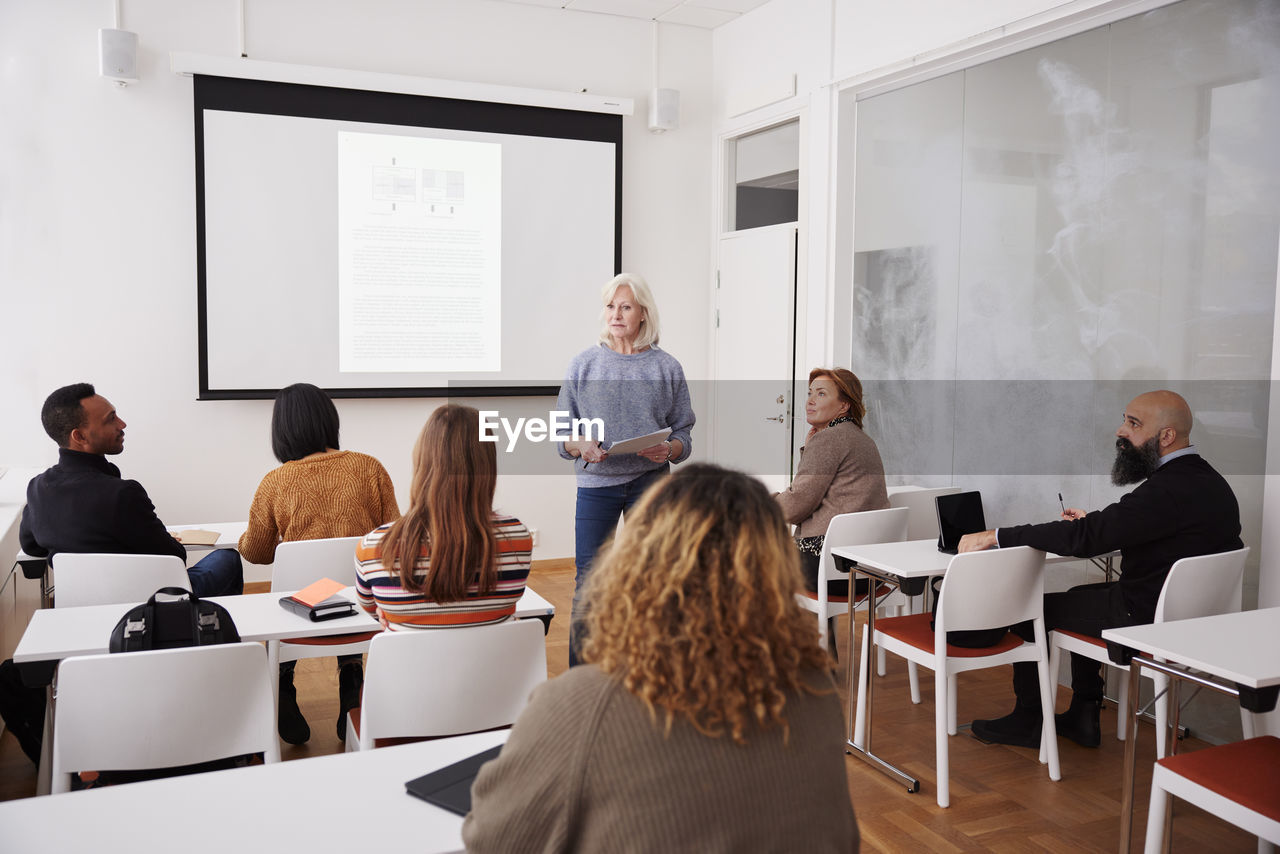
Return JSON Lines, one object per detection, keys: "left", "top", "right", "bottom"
{"left": 18, "top": 383, "right": 242, "bottom": 597}
{"left": 958, "top": 390, "right": 1242, "bottom": 748}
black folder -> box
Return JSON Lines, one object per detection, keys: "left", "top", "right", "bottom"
{"left": 277, "top": 593, "right": 357, "bottom": 622}
{"left": 405, "top": 745, "right": 503, "bottom": 816}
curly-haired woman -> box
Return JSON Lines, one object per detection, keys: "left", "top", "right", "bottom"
{"left": 462, "top": 463, "right": 859, "bottom": 853}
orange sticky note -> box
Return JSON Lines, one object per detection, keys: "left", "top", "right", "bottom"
{"left": 292, "top": 577, "right": 346, "bottom": 607}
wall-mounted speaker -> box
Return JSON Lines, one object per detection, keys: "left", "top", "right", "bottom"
{"left": 98, "top": 28, "right": 138, "bottom": 84}
{"left": 648, "top": 88, "right": 679, "bottom": 134}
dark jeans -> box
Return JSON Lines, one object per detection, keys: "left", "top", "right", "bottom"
{"left": 1010, "top": 581, "right": 1133, "bottom": 708}
{"left": 569, "top": 466, "right": 668, "bottom": 667}
{"left": 185, "top": 548, "right": 244, "bottom": 598}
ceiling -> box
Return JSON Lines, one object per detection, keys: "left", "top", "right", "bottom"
{"left": 492, "top": 0, "right": 773, "bottom": 29}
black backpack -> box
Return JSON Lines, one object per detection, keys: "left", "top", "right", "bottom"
{"left": 108, "top": 587, "right": 240, "bottom": 653}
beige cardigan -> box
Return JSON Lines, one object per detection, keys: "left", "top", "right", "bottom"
{"left": 775, "top": 421, "right": 889, "bottom": 539}
{"left": 462, "top": 665, "right": 860, "bottom": 853}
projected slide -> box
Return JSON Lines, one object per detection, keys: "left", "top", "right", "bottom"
{"left": 337, "top": 132, "right": 501, "bottom": 373}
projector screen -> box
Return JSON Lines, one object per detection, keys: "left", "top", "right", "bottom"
{"left": 193, "top": 75, "right": 622, "bottom": 399}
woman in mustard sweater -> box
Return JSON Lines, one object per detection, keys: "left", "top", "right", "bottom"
{"left": 239, "top": 382, "right": 400, "bottom": 745}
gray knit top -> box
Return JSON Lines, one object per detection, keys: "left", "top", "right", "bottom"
{"left": 556, "top": 344, "right": 695, "bottom": 488}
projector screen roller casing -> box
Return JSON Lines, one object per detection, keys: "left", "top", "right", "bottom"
{"left": 194, "top": 75, "right": 622, "bottom": 399}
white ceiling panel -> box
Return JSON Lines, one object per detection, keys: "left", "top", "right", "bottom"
{"left": 491, "top": 0, "right": 772, "bottom": 28}
{"left": 658, "top": 5, "right": 737, "bottom": 27}
{"left": 566, "top": 0, "right": 678, "bottom": 19}
{"left": 686, "top": 0, "right": 771, "bottom": 13}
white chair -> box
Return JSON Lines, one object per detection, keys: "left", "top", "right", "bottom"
{"left": 345, "top": 618, "right": 546, "bottom": 752}
{"left": 879, "top": 486, "right": 963, "bottom": 676}
{"left": 52, "top": 553, "right": 191, "bottom": 608}
{"left": 1144, "top": 735, "right": 1280, "bottom": 854}
{"left": 50, "top": 642, "right": 279, "bottom": 793}
{"left": 1046, "top": 547, "right": 1248, "bottom": 758}
{"left": 798, "top": 507, "right": 910, "bottom": 657}
{"left": 857, "top": 546, "right": 1059, "bottom": 808}
{"left": 887, "top": 485, "right": 962, "bottom": 541}
{"left": 270, "top": 536, "right": 375, "bottom": 663}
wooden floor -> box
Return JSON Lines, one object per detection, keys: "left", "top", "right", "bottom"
{"left": 0, "top": 559, "right": 1255, "bottom": 852}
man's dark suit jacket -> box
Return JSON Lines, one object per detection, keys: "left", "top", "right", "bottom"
{"left": 998, "top": 453, "right": 1242, "bottom": 624}
{"left": 18, "top": 448, "right": 187, "bottom": 563}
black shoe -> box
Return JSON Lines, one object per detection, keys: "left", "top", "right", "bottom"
{"left": 337, "top": 661, "right": 363, "bottom": 742}
{"left": 1055, "top": 698, "right": 1102, "bottom": 748}
{"left": 971, "top": 705, "right": 1043, "bottom": 748}
{"left": 278, "top": 666, "right": 310, "bottom": 745}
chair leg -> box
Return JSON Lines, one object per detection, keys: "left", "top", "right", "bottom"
{"left": 908, "top": 660, "right": 921, "bottom": 705}
{"left": 853, "top": 625, "right": 872, "bottom": 749}
{"left": 1037, "top": 656, "right": 1061, "bottom": 782}
{"left": 1143, "top": 776, "right": 1170, "bottom": 854}
{"left": 947, "top": 674, "right": 958, "bottom": 736}
{"left": 1154, "top": 672, "right": 1170, "bottom": 759}
{"left": 1040, "top": 643, "right": 1062, "bottom": 765}
{"left": 827, "top": 616, "right": 838, "bottom": 660}
{"left": 1242, "top": 707, "right": 1257, "bottom": 741}
{"left": 816, "top": 608, "right": 828, "bottom": 657}
{"left": 935, "top": 666, "right": 950, "bottom": 808}
{"left": 876, "top": 605, "right": 892, "bottom": 676}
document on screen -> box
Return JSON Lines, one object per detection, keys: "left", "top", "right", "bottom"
{"left": 337, "top": 131, "right": 502, "bottom": 373}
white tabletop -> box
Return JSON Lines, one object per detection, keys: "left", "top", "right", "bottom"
{"left": 13, "top": 587, "right": 377, "bottom": 663}
{"left": 831, "top": 538, "right": 1085, "bottom": 579}
{"left": 1102, "top": 606, "right": 1280, "bottom": 689}
{"left": 167, "top": 520, "right": 246, "bottom": 550}
{"left": 0, "top": 729, "right": 507, "bottom": 852}
{"left": 13, "top": 585, "right": 556, "bottom": 664}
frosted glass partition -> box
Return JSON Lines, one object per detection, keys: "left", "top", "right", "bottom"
{"left": 840, "top": 0, "right": 1280, "bottom": 606}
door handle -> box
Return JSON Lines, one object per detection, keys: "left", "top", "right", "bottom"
{"left": 764, "top": 414, "right": 786, "bottom": 423}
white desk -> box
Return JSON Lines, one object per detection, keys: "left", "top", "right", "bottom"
{"left": 0, "top": 729, "right": 507, "bottom": 852}
{"left": 167, "top": 520, "right": 247, "bottom": 551}
{"left": 831, "top": 539, "right": 1093, "bottom": 793}
{"left": 14, "top": 585, "right": 557, "bottom": 665}
{"left": 14, "top": 587, "right": 377, "bottom": 665}
{"left": 15, "top": 585, "right": 553, "bottom": 796}
{"left": 1103, "top": 607, "right": 1280, "bottom": 852}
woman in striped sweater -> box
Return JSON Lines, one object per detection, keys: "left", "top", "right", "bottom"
{"left": 355, "top": 404, "right": 532, "bottom": 630}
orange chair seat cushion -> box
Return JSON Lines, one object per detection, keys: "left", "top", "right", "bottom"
{"left": 1055, "top": 628, "right": 1106, "bottom": 648}
{"left": 800, "top": 582, "right": 892, "bottom": 605}
{"left": 1157, "top": 735, "right": 1280, "bottom": 823}
{"left": 875, "top": 613, "right": 1024, "bottom": 657}
{"left": 346, "top": 707, "right": 513, "bottom": 749}
{"left": 345, "top": 708, "right": 428, "bottom": 749}
{"left": 282, "top": 630, "right": 379, "bottom": 647}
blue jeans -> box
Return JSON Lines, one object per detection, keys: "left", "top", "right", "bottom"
{"left": 569, "top": 466, "right": 667, "bottom": 667}
{"left": 185, "top": 549, "right": 244, "bottom": 598}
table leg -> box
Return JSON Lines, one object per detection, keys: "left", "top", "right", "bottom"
{"left": 267, "top": 640, "right": 279, "bottom": 714}
{"left": 1158, "top": 678, "right": 1183, "bottom": 852}
{"left": 1119, "top": 658, "right": 1144, "bottom": 853}
{"left": 844, "top": 567, "right": 920, "bottom": 793}
{"left": 35, "top": 683, "right": 53, "bottom": 796}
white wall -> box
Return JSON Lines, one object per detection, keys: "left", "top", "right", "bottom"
{"left": 0, "top": 0, "right": 713, "bottom": 561}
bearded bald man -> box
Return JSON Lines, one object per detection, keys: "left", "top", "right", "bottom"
{"left": 958, "top": 390, "right": 1242, "bottom": 749}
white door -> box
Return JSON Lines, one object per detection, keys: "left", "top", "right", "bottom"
{"left": 712, "top": 223, "right": 798, "bottom": 491}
